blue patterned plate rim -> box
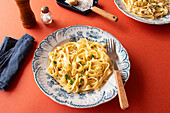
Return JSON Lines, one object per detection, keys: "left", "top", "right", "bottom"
{"left": 32, "top": 25, "right": 130, "bottom": 108}
{"left": 114, "top": 0, "right": 170, "bottom": 25}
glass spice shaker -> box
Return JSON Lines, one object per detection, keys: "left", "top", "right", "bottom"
{"left": 41, "top": 6, "right": 52, "bottom": 24}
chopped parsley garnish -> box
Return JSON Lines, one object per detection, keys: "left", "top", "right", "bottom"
{"left": 82, "top": 64, "right": 86, "bottom": 66}
{"left": 68, "top": 64, "right": 71, "bottom": 66}
{"left": 80, "top": 73, "right": 83, "bottom": 77}
{"left": 73, "top": 77, "right": 76, "bottom": 80}
{"left": 91, "top": 54, "right": 94, "bottom": 58}
{"left": 78, "top": 61, "right": 82, "bottom": 64}
{"left": 161, "top": 10, "right": 164, "bottom": 12}
{"left": 65, "top": 74, "right": 70, "bottom": 80}
{"left": 77, "top": 65, "right": 80, "bottom": 68}
{"left": 95, "top": 50, "right": 98, "bottom": 52}
{"left": 70, "top": 79, "right": 74, "bottom": 85}
{"left": 154, "top": 6, "right": 156, "bottom": 10}
{"left": 53, "top": 61, "right": 57, "bottom": 64}
{"left": 94, "top": 44, "right": 96, "bottom": 47}
{"left": 55, "top": 54, "right": 57, "bottom": 56}
{"left": 79, "top": 79, "right": 82, "bottom": 88}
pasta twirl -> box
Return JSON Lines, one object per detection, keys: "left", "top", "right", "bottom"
{"left": 122, "top": 0, "right": 170, "bottom": 19}
{"left": 47, "top": 39, "right": 113, "bottom": 93}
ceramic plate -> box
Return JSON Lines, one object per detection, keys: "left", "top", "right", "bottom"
{"left": 32, "top": 25, "right": 130, "bottom": 108}
{"left": 114, "top": 0, "right": 170, "bottom": 25}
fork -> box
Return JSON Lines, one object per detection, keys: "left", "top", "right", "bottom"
{"left": 106, "top": 38, "right": 129, "bottom": 110}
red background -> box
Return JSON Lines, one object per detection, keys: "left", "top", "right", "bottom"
{"left": 0, "top": 0, "right": 170, "bottom": 113}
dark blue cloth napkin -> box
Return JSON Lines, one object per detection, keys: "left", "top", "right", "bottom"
{"left": 0, "top": 34, "right": 34, "bottom": 91}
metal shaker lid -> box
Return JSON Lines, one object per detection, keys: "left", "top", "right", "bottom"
{"left": 41, "top": 6, "right": 49, "bottom": 13}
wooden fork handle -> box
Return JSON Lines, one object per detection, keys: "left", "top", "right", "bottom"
{"left": 114, "top": 70, "right": 129, "bottom": 110}
{"left": 91, "top": 6, "right": 118, "bottom": 22}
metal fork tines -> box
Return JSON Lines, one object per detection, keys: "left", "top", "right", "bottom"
{"left": 106, "top": 38, "right": 118, "bottom": 70}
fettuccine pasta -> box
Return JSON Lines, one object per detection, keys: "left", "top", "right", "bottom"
{"left": 47, "top": 39, "right": 113, "bottom": 93}
{"left": 122, "top": 0, "right": 170, "bottom": 19}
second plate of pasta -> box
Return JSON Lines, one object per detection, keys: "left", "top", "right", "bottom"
{"left": 114, "top": 0, "right": 170, "bottom": 24}
{"left": 32, "top": 25, "right": 130, "bottom": 108}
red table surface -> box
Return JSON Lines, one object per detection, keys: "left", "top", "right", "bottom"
{"left": 0, "top": 0, "right": 170, "bottom": 113}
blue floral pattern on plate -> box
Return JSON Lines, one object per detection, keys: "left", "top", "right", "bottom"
{"left": 32, "top": 25, "right": 130, "bottom": 108}
{"left": 114, "top": 0, "right": 170, "bottom": 25}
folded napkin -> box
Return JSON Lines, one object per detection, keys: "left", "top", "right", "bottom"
{"left": 0, "top": 34, "right": 34, "bottom": 91}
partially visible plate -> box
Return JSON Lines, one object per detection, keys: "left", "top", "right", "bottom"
{"left": 114, "top": 0, "right": 170, "bottom": 25}
{"left": 32, "top": 25, "right": 130, "bottom": 108}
